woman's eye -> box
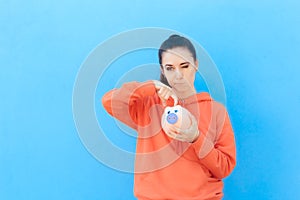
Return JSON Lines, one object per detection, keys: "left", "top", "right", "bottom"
{"left": 166, "top": 67, "right": 174, "bottom": 71}
{"left": 181, "top": 65, "right": 189, "bottom": 68}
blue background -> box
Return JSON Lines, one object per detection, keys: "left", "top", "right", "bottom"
{"left": 1, "top": 0, "right": 300, "bottom": 199}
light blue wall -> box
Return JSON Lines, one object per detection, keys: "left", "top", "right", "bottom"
{"left": 1, "top": 1, "right": 300, "bottom": 199}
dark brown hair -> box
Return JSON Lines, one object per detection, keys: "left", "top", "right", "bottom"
{"left": 158, "top": 34, "right": 197, "bottom": 86}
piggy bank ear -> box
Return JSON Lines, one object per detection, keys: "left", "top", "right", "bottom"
{"left": 164, "top": 106, "right": 172, "bottom": 114}
{"left": 173, "top": 105, "right": 182, "bottom": 113}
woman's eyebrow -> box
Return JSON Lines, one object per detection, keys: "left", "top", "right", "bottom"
{"left": 180, "top": 62, "right": 190, "bottom": 66}
{"left": 164, "top": 62, "right": 190, "bottom": 67}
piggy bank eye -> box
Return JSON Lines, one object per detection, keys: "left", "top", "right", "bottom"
{"left": 167, "top": 111, "right": 170, "bottom": 114}
{"left": 174, "top": 110, "right": 178, "bottom": 113}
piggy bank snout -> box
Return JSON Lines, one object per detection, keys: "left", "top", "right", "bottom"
{"left": 166, "top": 113, "right": 178, "bottom": 124}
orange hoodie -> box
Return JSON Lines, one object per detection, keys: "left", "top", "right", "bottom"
{"left": 102, "top": 81, "right": 236, "bottom": 200}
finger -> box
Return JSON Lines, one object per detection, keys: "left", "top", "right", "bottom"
{"left": 160, "top": 93, "right": 167, "bottom": 105}
{"left": 161, "top": 92, "right": 174, "bottom": 106}
{"left": 166, "top": 129, "right": 187, "bottom": 142}
{"left": 170, "top": 124, "right": 186, "bottom": 132}
{"left": 168, "top": 125, "right": 180, "bottom": 134}
{"left": 157, "top": 88, "right": 163, "bottom": 95}
{"left": 160, "top": 87, "right": 171, "bottom": 98}
{"left": 171, "top": 94, "right": 178, "bottom": 106}
{"left": 172, "top": 133, "right": 186, "bottom": 142}
{"left": 162, "top": 93, "right": 171, "bottom": 103}
{"left": 158, "top": 88, "right": 170, "bottom": 102}
{"left": 169, "top": 128, "right": 188, "bottom": 141}
{"left": 165, "top": 130, "right": 177, "bottom": 139}
{"left": 157, "top": 89, "right": 167, "bottom": 106}
{"left": 153, "top": 80, "right": 163, "bottom": 90}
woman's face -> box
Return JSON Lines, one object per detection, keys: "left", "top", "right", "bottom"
{"left": 161, "top": 47, "right": 198, "bottom": 93}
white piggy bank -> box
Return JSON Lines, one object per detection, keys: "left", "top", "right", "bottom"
{"left": 161, "top": 105, "right": 192, "bottom": 134}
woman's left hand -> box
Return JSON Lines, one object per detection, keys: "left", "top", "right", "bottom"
{"left": 165, "top": 113, "right": 200, "bottom": 143}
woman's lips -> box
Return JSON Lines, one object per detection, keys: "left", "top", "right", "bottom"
{"left": 174, "top": 82, "right": 186, "bottom": 85}
{"left": 174, "top": 81, "right": 186, "bottom": 84}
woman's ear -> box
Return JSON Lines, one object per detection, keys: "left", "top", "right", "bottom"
{"left": 160, "top": 65, "right": 165, "bottom": 76}
{"left": 194, "top": 60, "right": 199, "bottom": 71}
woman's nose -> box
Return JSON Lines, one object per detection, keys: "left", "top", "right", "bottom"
{"left": 175, "top": 68, "right": 183, "bottom": 79}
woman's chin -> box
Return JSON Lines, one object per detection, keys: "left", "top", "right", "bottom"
{"left": 173, "top": 84, "right": 191, "bottom": 92}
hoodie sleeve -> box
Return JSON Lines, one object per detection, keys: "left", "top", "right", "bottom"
{"left": 102, "top": 81, "right": 157, "bottom": 130}
{"left": 191, "top": 103, "right": 236, "bottom": 179}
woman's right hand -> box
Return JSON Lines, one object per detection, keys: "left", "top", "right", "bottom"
{"left": 153, "top": 80, "right": 178, "bottom": 106}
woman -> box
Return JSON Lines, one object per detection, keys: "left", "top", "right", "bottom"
{"left": 102, "top": 35, "right": 236, "bottom": 200}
